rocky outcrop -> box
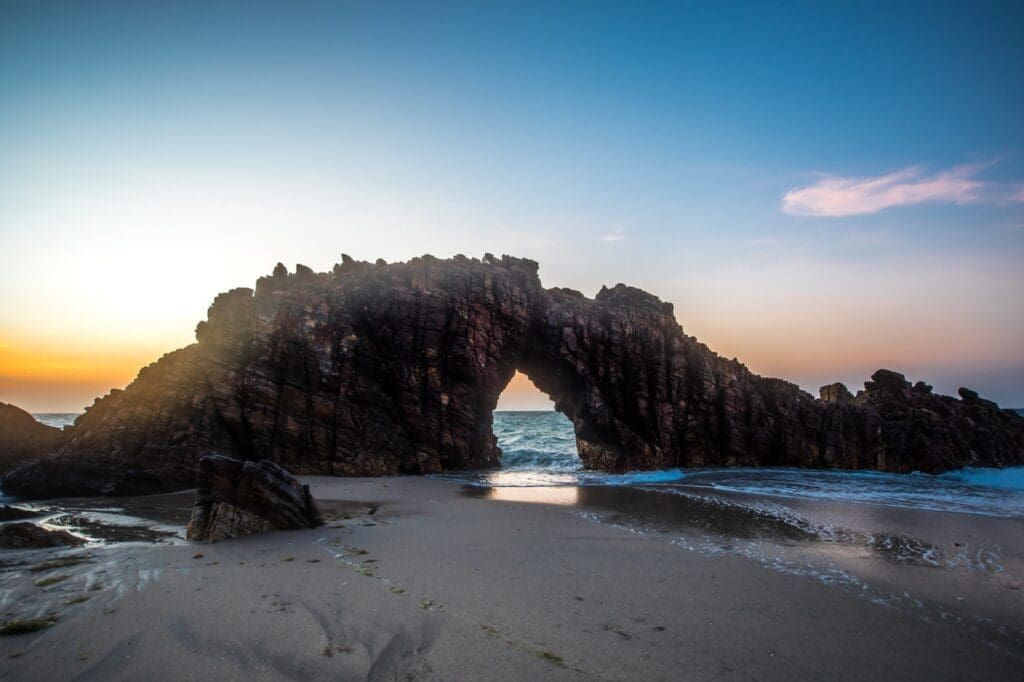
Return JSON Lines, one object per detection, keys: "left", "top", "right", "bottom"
{"left": 851, "top": 369, "right": 1024, "bottom": 473}
{"left": 186, "top": 455, "right": 322, "bottom": 542}
{"left": 0, "top": 505, "right": 40, "bottom": 521}
{"left": 0, "top": 403, "right": 63, "bottom": 474}
{"left": 2, "top": 254, "right": 1022, "bottom": 498}
{"left": 0, "top": 522, "right": 86, "bottom": 550}
{"left": 819, "top": 382, "right": 854, "bottom": 404}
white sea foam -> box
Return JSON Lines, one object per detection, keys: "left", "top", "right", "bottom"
{"left": 31, "top": 412, "right": 79, "bottom": 429}
{"left": 939, "top": 466, "right": 1024, "bottom": 491}
{"left": 34, "top": 410, "right": 1024, "bottom": 519}
{"left": 434, "top": 412, "right": 1024, "bottom": 519}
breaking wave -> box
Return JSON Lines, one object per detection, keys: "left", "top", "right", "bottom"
{"left": 437, "top": 411, "right": 1024, "bottom": 518}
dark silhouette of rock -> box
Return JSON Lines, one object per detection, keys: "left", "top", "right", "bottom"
{"left": 186, "top": 455, "right": 322, "bottom": 542}
{"left": 0, "top": 403, "right": 63, "bottom": 474}
{"left": 0, "top": 505, "right": 40, "bottom": 521}
{"left": 2, "top": 254, "right": 1023, "bottom": 498}
{"left": 958, "top": 387, "right": 1000, "bottom": 410}
{"left": 0, "top": 522, "right": 86, "bottom": 549}
{"left": 0, "top": 458, "right": 187, "bottom": 499}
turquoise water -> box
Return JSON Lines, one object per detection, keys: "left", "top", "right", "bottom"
{"left": 20, "top": 411, "right": 1024, "bottom": 518}
{"left": 441, "top": 411, "right": 1024, "bottom": 518}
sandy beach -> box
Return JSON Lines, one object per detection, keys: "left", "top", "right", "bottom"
{"left": 4, "top": 3, "right": 1024, "bottom": 680}
{"left": 1, "top": 476, "right": 1021, "bottom": 681}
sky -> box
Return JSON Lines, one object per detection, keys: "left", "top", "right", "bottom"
{"left": 1, "top": 1, "right": 1023, "bottom": 412}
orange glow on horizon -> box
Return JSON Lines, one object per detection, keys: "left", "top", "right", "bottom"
{"left": 496, "top": 371, "right": 555, "bottom": 411}
{"left": 0, "top": 338, "right": 165, "bottom": 412}
{"left": 3, "top": 290, "right": 1022, "bottom": 414}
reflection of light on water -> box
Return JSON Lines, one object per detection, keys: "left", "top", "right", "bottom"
{"left": 483, "top": 486, "right": 579, "bottom": 506}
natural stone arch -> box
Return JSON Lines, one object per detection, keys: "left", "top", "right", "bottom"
{"left": 3, "top": 253, "right": 1023, "bottom": 499}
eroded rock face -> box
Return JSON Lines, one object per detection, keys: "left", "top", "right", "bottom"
{"left": 0, "top": 403, "right": 63, "bottom": 474}
{"left": 2, "top": 254, "right": 1022, "bottom": 498}
{"left": 186, "top": 455, "right": 322, "bottom": 542}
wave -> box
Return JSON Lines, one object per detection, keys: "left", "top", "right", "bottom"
{"left": 33, "top": 410, "right": 1024, "bottom": 517}
{"left": 937, "top": 466, "right": 1024, "bottom": 491}
{"left": 443, "top": 412, "right": 1024, "bottom": 518}
{"left": 32, "top": 413, "right": 80, "bottom": 429}
{"left": 676, "top": 466, "right": 1024, "bottom": 518}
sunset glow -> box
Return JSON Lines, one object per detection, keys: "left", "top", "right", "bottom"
{"left": 1, "top": 3, "right": 1022, "bottom": 411}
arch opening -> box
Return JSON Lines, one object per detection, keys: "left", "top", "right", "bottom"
{"left": 491, "top": 371, "right": 580, "bottom": 474}
{"left": 495, "top": 371, "right": 555, "bottom": 412}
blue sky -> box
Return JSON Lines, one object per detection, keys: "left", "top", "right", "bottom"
{"left": 1, "top": 1, "right": 1023, "bottom": 410}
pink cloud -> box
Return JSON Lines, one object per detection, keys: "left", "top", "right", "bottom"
{"left": 781, "top": 164, "right": 988, "bottom": 217}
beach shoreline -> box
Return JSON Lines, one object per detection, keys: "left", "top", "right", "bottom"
{"left": 1, "top": 475, "right": 1021, "bottom": 680}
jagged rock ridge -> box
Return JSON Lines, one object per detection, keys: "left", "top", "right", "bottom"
{"left": 2, "top": 254, "right": 1022, "bottom": 498}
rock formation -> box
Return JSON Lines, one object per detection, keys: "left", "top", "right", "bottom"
{"left": 186, "top": 455, "right": 322, "bottom": 542}
{"left": 0, "top": 403, "right": 63, "bottom": 475}
{"left": 2, "top": 254, "right": 1022, "bottom": 498}
{"left": 0, "top": 505, "right": 41, "bottom": 522}
{"left": 0, "top": 522, "right": 86, "bottom": 550}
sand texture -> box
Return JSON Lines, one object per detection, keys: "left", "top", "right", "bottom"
{"left": 1, "top": 476, "right": 1021, "bottom": 680}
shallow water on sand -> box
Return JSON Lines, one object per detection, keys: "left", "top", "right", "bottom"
{"left": 24, "top": 410, "right": 1024, "bottom": 519}
{"left": 4, "top": 411, "right": 1024, "bottom": 660}
{"left": 0, "top": 415, "right": 191, "bottom": 545}
{"left": 451, "top": 412, "right": 1024, "bottom": 653}
{"left": 439, "top": 411, "right": 1024, "bottom": 519}
{"left": 1, "top": 493, "right": 191, "bottom": 545}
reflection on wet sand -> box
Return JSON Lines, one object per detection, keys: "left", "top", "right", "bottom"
{"left": 463, "top": 485, "right": 580, "bottom": 506}
{"left": 464, "top": 480, "right": 1024, "bottom": 654}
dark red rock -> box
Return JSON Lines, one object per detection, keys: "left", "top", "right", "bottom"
{"left": 0, "top": 522, "right": 86, "bottom": 549}
{"left": 2, "top": 254, "right": 1023, "bottom": 498}
{"left": 186, "top": 455, "right": 322, "bottom": 542}
{"left": 0, "top": 403, "right": 63, "bottom": 475}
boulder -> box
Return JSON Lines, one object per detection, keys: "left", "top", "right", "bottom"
{"left": 186, "top": 455, "right": 322, "bottom": 543}
{"left": 0, "top": 522, "right": 86, "bottom": 550}
{"left": 0, "top": 505, "right": 40, "bottom": 521}
{"left": 864, "top": 369, "right": 911, "bottom": 395}
{"left": 958, "top": 387, "right": 1000, "bottom": 410}
{"left": 819, "top": 383, "right": 854, "bottom": 404}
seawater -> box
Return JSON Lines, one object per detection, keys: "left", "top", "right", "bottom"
{"left": 444, "top": 410, "right": 1024, "bottom": 519}
{"left": 32, "top": 413, "right": 79, "bottom": 429}
{"left": 22, "top": 410, "right": 1024, "bottom": 518}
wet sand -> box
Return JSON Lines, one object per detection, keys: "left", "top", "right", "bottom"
{"left": 1, "top": 476, "right": 1022, "bottom": 680}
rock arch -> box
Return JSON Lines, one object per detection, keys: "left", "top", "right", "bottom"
{"left": 3, "top": 254, "right": 1023, "bottom": 498}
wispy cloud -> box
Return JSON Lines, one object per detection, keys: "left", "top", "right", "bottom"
{"left": 781, "top": 164, "right": 989, "bottom": 217}
{"left": 600, "top": 229, "right": 626, "bottom": 242}
{"left": 1014, "top": 185, "right": 1024, "bottom": 203}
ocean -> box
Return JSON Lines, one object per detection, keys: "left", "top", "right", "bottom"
{"left": 31, "top": 413, "right": 81, "bottom": 429}
{"left": 444, "top": 410, "right": 1024, "bottom": 519}
{"left": 8, "top": 411, "right": 1024, "bottom": 660}
{"left": 19, "top": 410, "right": 1024, "bottom": 519}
